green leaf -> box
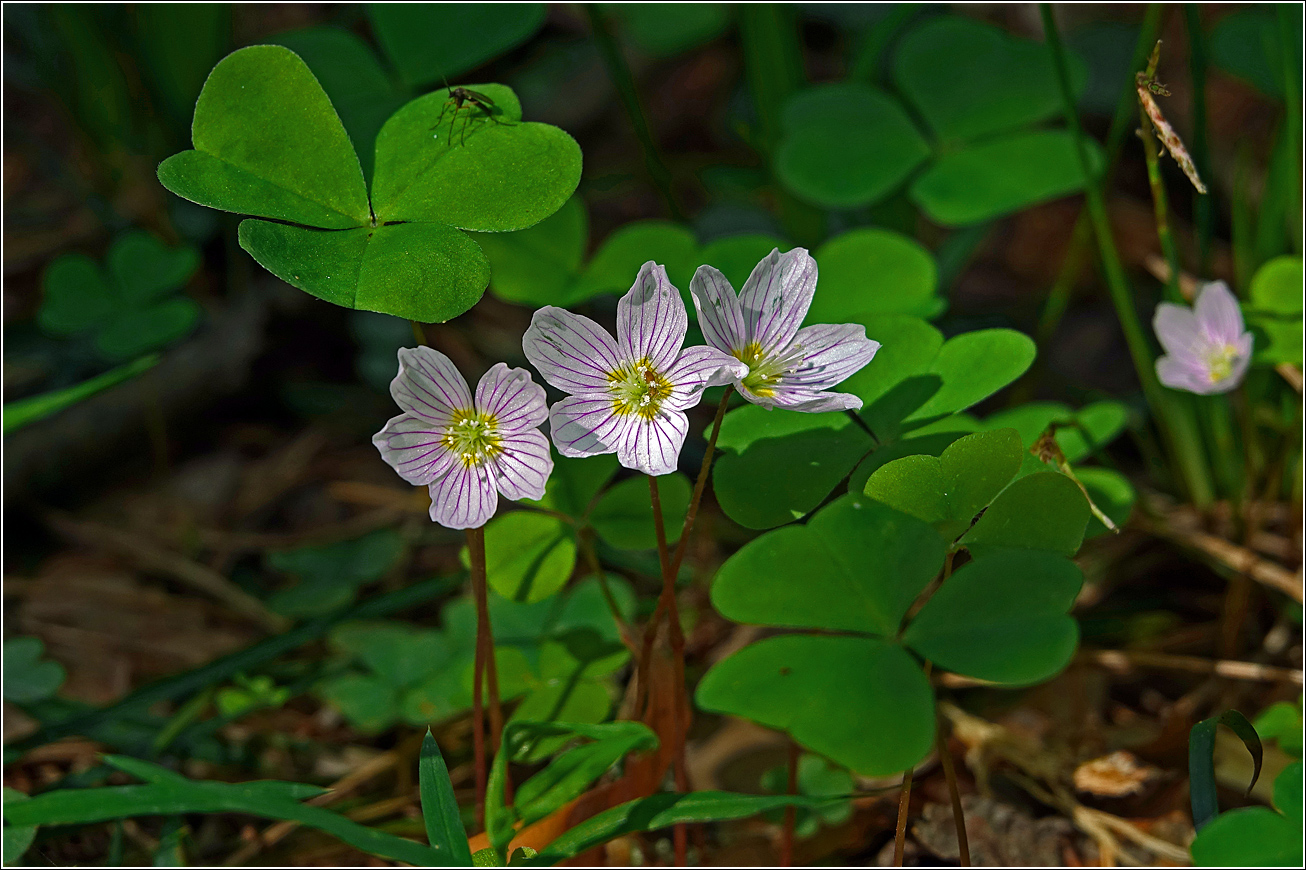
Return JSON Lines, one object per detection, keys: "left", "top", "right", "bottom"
{"left": 903, "top": 550, "right": 1082, "bottom": 684}
{"left": 316, "top": 673, "right": 399, "bottom": 733}
{"left": 761, "top": 754, "right": 854, "bottom": 837}
{"left": 614, "top": 3, "right": 732, "bottom": 56}
{"left": 1274, "top": 761, "right": 1303, "bottom": 824}
{"left": 420, "top": 730, "right": 473, "bottom": 865}
{"left": 3, "top": 788, "right": 37, "bottom": 866}
{"left": 1250, "top": 257, "right": 1304, "bottom": 315}
{"left": 904, "top": 328, "right": 1037, "bottom": 427}
{"left": 371, "top": 86, "right": 581, "bottom": 231}
{"left": 810, "top": 228, "right": 940, "bottom": 323}
{"left": 534, "top": 453, "right": 620, "bottom": 519}
{"left": 842, "top": 315, "right": 944, "bottom": 434}
{"left": 572, "top": 221, "right": 698, "bottom": 305}
{"left": 979, "top": 400, "right": 1129, "bottom": 465}
{"left": 1254, "top": 700, "right": 1303, "bottom": 758}
{"left": 156, "top": 45, "right": 370, "bottom": 228}
{"left": 477, "top": 511, "right": 577, "bottom": 604}
{"left": 368, "top": 3, "right": 547, "bottom": 88}
{"left": 712, "top": 495, "right": 943, "bottom": 636}
{"left": 774, "top": 83, "right": 930, "bottom": 209}
{"left": 38, "top": 253, "right": 116, "bottom": 337}
{"left": 1249, "top": 316, "right": 1303, "bottom": 366}
{"left": 237, "top": 218, "right": 490, "bottom": 324}
{"left": 959, "top": 471, "right": 1090, "bottom": 558}
{"left": 1210, "top": 10, "right": 1284, "bottom": 99}
{"left": 3, "top": 355, "right": 159, "bottom": 435}
{"left": 1190, "top": 807, "right": 1302, "bottom": 867}
{"left": 106, "top": 230, "right": 200, "bottom": 305}
{"left": 696, "top": 635, "right": 935, "bottom": 776}
{"left": 506, "top": 681, "right": 614, "bottom": 763}
{"left": 864, "top": 429, "right": 1024, "bottom": 541}
{"left": 910, "top": 130, "right": 1103, "bottom": 227}
{"left": 1078, "top": 467, "right": 1135, "bottom": 538}
{"left": 3, "top": 774, "right": 448, "bottom": 866}
{"left": 1189, "top": 709, "right": 1264, "bottom": 830}
{"left": 893, "top": 15, "right": 1087, "bottom": 144}
{"left": 474, "top": 196, "right": 589, "bottom": 305}
{"left": 2, "top": 637, "right": 66, "bottom": 704}
{"left": 712, "top": 407, "right": 874, "bottom": 530}
{"left": 523, "top": 791, "right": 838, "bottom": 865}
{"left": 590, "top": 474, "right": 691, "bottom": 549}
{"left": 330, "top": 622, "right": 452, "bottom": 688}
{"left": 95, "top": 299, "right": 202, "bottom": 361}
{"left": 507, "top": 721, "right": 657, "bottom": 836}
{"left": 270, "top": 26, "right": 405, "bottom": 183}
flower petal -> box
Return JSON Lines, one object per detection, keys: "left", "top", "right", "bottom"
{"left": 523, "top": 306, "right": 624, "bottom": 394}
{"left": 689, "top": 265, "right": 748, "bottom": 354}
{"left": 549, "top": 394, "right": 626, "bottom": 458}
{"left": 617, "top": 261, "right": 688, "bottom": 371}
{"left": 373, "top": 412, "right": 458, "bottom": 485}
{"left": 1194, "top": 281, "right": 1246, "bottom": 345}
{"left": 492, "top": 429, "right": 553, "bottom": 501}
{"left": 750, "top": 386, "right": 865, "bottom": 413}
{"left": 662, "top": 346, "right": 747, "bottom": 411}
{"left": 1157, "top": 354, "right": 1220, "bottom": 395}
{"left": 737, "top": 247, "right": 817, "bottom": 353}
{"left": 1153, "top": 303, "right": 1204, "bottom": 361}
{"left": 391, "top": 346, "right": 474, "bottom": 420}
{"left": 429, "top": 461, "right": 499, "bottom": 529}
{"left": 615, "top": 410, "right": 688, "bottom": 476}
{"left": 778, "top": 323, "right": 880, "bottom": 393}
{"left": 476, "top": 363, "right": 547, "bottom": 434}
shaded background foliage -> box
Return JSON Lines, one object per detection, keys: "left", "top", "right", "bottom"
{"left": 2, "top": 3, "right": 1302, "bottom": 867}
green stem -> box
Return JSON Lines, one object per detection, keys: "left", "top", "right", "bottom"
{"left": 1041, "top": 4, "right": 1215, "bottom": 508}
{"left": 585, "top": 6, "right": 684, "bottom": 221}
{"left": 1031, "top": 5, "right": 1165, "bottom": 364}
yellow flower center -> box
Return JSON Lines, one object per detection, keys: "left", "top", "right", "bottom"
{"left": 441, "top": 410, "right": 502, "bottom": 467}
{"left": 731, "top": 341, "right": 798, "bottom": 398}
{"left": 609, "top": 357, "right": 673, "bottom": 420}
{"left": 1204, "top": 343, "right": 1239, "bottom": 383}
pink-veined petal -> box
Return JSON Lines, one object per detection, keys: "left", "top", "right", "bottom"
{"left": 429, "top": 461, "right": 499, "bottom": 529}
{"left": 1153, "top": 303, "right": 1205, "bottom": 362}
{"left": 737, "top": 247, "right": 817, "bottom": 354}
{"left": 776, "top": 323, "right": 881, "bottom": 393}
{"left": 662, "top": 346, "right": 747, "bottom": 411}
{"left": 1194, "top": 281, "right": 1247, "bottom": 346}
{"left": 523, "top": 307, "right": 624, "bottom": 394}
{"left": 476, "top": 363, "right": 547, "bottom": 434}
{"left": 492, "top": 429, "right": 553, "bottom": 501}
{"left": 759, "top": 386, "right": 864, "bottom": 413}
{"left": 391, "top": 346, "right": 474, "bottom": 421}
{"left": 614, "top": 410, "right": 688, "bottom": 476}
{"left": 689, "top": 265, "right": 748, "bottom": 355}
{"left": 372, "top": 412, "right": 459, "bottom": 485}
{"left": 617, "top": 261, "right": 688, "bottom": 371}
{"left": 548, "top": 394, "right": 627, "bottom": 458}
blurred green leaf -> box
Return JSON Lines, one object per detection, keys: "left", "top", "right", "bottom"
{"left": 910, "top": 130, "right": 1103, "bottom": 227}
{"left": 1190, "top": 709, "right": 1263, "bottom": 831}
{"left": 903, "top": 550, "right": 1083, "bottom": 684}
{"left": 1190, "top": 806, "right": 1302, "bottom": 866}
{"left": 1211, "top": 10, "right": 1284, "bottom": 98}
{"left": 533, "top": 453, "right": 620, "bottom": 518}
{"left": 699, "top": 234, "right": 789, "bottom": 293}
{"left": 894, "top": 15, "right": 1087, "bottom": 144}
{"left": 1250, "top": 257, "right": 1304, "bottom": 315}
{"left": 474, "top": 196, "right": 589, "bottom": 305}
{"left": 775, "top": 83, "right": 930, "bottom": 209}
{"left": 810, "top": 228, "right": 940, "bottom": 322}
{"left": 1254, "top": 700, "right": 1303, "bottom": 758}
{"left": 612, "top": 3, "right": 732, "bottom": 56}
{"left": 317, "top": 673, "right": 400, "bottom": 733}
{"left": 106, "top": 230, "right": 200, "bottom": 305}
{"left": 2, "top": 788, "right": 37, "bottom": 866}
{"left": 2, "top": 637, "right": 66, "bottom": 704}
{"left": 267, "top": 529, "right": 405, "bottom": 618}
{"left": 1078, "top": 467, "right": 1135, "bottom": 538}
{"left": 590, "top": 474, "right": 690, "bottom": 549}
{"left": 573, "top": 221, "right": 699, "bottom": 305}
{"left": 368, "top": 3, "right": 547, "bottom": 88}
{"left": 761, "top": 754, "right": 854, "bottom": 838}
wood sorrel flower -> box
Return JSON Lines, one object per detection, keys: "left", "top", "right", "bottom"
{"left": 523, "top": 261, "right": 746, "bottom": 476}
{"left": 1153, "top": 281, "right": 1253, "bottom": 395}
{"left": 373, "top": 347, "right": 552, "bottom": 529}
{"left": 689, "top": 247, "right": 880, "bottom": 412}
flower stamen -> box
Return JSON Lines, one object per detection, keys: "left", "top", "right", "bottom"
{"left": 609, "top": 356, "right": 673, "bottom": 419}
{"left": 441, "top": 410, "right": 502, "bottom": 467}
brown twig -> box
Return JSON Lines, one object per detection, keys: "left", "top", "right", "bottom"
{"left": 1137, "top": 514, "right": 1303, "bottom": 601}
{"left": 936, "top": 718, "right": 971, "bottom": 867}
{"left": 780, "top": 739, "right": 799, "bottom": 867}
